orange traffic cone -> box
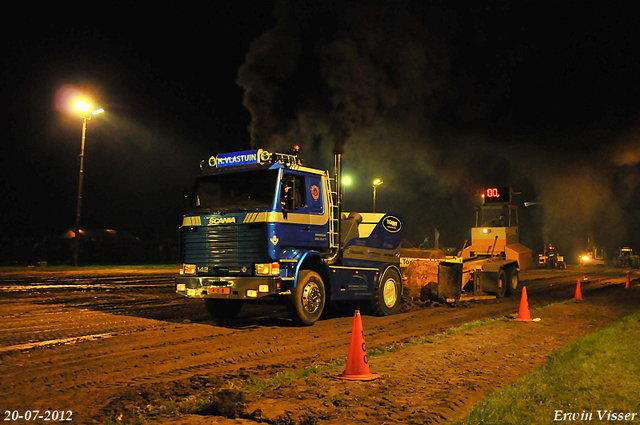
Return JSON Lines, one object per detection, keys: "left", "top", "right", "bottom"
{"left": 573, "top": 278, "right": 583, "bottom": 300}
{"left": 626, "top": 272, "right": 631, "bottom": 289}
{"left": 336, "top": 310, "right": 380, "bottom": 381}
{"left": 514, "top": 286, "right": 533, "bottom": 322}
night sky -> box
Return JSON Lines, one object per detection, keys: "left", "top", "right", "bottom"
{"left": 3, "top": 1, "right": 640, "bottom": 263}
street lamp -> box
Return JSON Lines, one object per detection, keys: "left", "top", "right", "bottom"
{"left": 73, "top": 100, "right": 104, "bottom": 267}
{"left": 372, "top": 179, "right": 383, "bottom": 213}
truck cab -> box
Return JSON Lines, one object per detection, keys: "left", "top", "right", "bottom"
{"left": 175, "top": 148, "right": 403, "bottom": 325}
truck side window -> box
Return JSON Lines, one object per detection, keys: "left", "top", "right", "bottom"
{"left": 281, "top": 174, "right": 307, "bottom": 211}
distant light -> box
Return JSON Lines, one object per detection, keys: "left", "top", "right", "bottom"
{"left": 483, "top": 228, "right": 491, "bottom": 234}
{"left": 373, "top": 179, "right": 383, "bottom": 187}
{"left": 342, "top": 176, "right": 352, "bottom": 185}
{"left": 75, "top": 100, "right": 91, "bottom": 112}
{"left": 91, "top": 108, "right": 104, "bottom": 115}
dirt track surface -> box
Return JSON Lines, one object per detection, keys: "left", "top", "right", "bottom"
{"left": 0, "top": 267, "right": 638, "bottom": 424}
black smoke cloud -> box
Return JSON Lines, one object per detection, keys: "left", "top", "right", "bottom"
{"left": 237, "top": 0, "right": 640, "bottom": 259}
{"left": 237, "top": 0, "right": 453, "bottom": 154}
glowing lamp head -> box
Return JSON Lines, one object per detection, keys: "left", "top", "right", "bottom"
{"left": 482, "top": 228, "right": 491, "bottom": 234}
{"left": 91, "top": 108, "right": 104, "bottom": 115}
{"left": 75, "top": 100, "right": 91, "bottom": 112}
{"left": 373, "top": 179, "right": 383, "bottom": 187}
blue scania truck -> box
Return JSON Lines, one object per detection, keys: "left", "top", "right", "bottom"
{"left": 175, "top": 147, "right": 403, "bottom": 325}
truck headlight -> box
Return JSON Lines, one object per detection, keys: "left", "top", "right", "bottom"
{"left": 255, "top": 262, "right": 280, "bottom": 276}
{"left": 176, "top": 284, "right": 186, "bottom": 291}
{"left": 180, "top": 264, "right": 196, "bottom": 275}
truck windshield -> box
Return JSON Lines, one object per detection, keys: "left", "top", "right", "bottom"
{"left": 190, "top": 169, "right": 278, "bottom": 213}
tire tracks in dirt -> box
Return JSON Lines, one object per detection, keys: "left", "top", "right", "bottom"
{"left": 0, "top": 268, "right": 632, "bottom": 424}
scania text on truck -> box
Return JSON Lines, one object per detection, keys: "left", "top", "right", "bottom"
{"left": 175, "top": 147, "right": 403, "bottom": 325}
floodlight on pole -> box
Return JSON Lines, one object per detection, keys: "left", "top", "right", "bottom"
{"left": 73, "top": 99, "right": 104, "bottom": 267}
{"left": 75, "top": 100, "right": 91, "bottom": 112}
{"left": 372, "top": 179, "right": 383, "bottom": 213}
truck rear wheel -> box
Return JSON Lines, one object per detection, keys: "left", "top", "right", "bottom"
{"left": 288, "top": 270, "right": 326, "bottom": 326}
{"left": 505, "top": 268, "right": 520, "bottom": 296}
{"left": 370, "top": 269, "right": 402, "bottom": 316}
{"left": 204, "top": 299, "right": 243, "bottom": 321}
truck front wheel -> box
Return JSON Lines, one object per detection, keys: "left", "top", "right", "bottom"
{"left": 204, "top": 299, "right": 243, "bottom": 321}
{"left": 370, "top": 269, "right": 402, "bottom": 316}
{"left": 288, "top": 270, "right": 326, "bottom": 326}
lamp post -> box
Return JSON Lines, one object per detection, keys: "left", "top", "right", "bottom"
{"left": 372, "top": 179, "right": 383, "bottom": 213}
{"left": 73, "top": 100, "right": 104, "bottom": 267}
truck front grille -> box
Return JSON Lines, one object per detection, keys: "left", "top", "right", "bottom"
{"left": 181, "top": 223, "right": 269, "bottom": 268}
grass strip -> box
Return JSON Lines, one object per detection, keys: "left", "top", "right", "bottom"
{"left": 451, "top": 309, "right": 640, "bottom": 425}
{"left": 244, "top": 361, "right": 346, "bottom": 393}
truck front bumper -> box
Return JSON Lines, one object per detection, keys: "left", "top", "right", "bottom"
{"left": 176, "top": 276, "right": 284, "bottom": 299}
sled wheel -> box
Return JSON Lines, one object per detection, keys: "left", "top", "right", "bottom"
{"left": 505, "top": 268, "right": 520, "bottom": 296}
{"left": 494, "top": 270, "right": 507, "bottom": 298}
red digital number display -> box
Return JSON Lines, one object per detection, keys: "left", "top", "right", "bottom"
{"left": 484, "top": 187, "right": 510, "bottom": 204}
{"left": 486, "top": 188, "right": 500, "bottom": 197}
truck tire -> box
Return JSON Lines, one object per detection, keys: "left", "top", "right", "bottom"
{"left": 505, "top": 268, "right": 520, "bottom": 296}
{"left": 204, "top": 299, "right": 243, "bottom": 321}
{"left": 287, "top": 270, "right": 326, "bottom": 326}
{"left": 370, "top": 269, "right": 402, "bottom": 316}
{"left": 494, "top": 270, "right": 507, "bottom": 298}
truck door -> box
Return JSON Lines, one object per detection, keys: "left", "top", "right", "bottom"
{"left": 279, "top": 172, "right": 328, "bottom": 248}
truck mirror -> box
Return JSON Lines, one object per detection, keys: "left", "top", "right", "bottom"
{"left": 281, "top": 176, "right": 297, "bottom": 216}
{"left": 280, "top": 180, "right": 289, "bottom": 219}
